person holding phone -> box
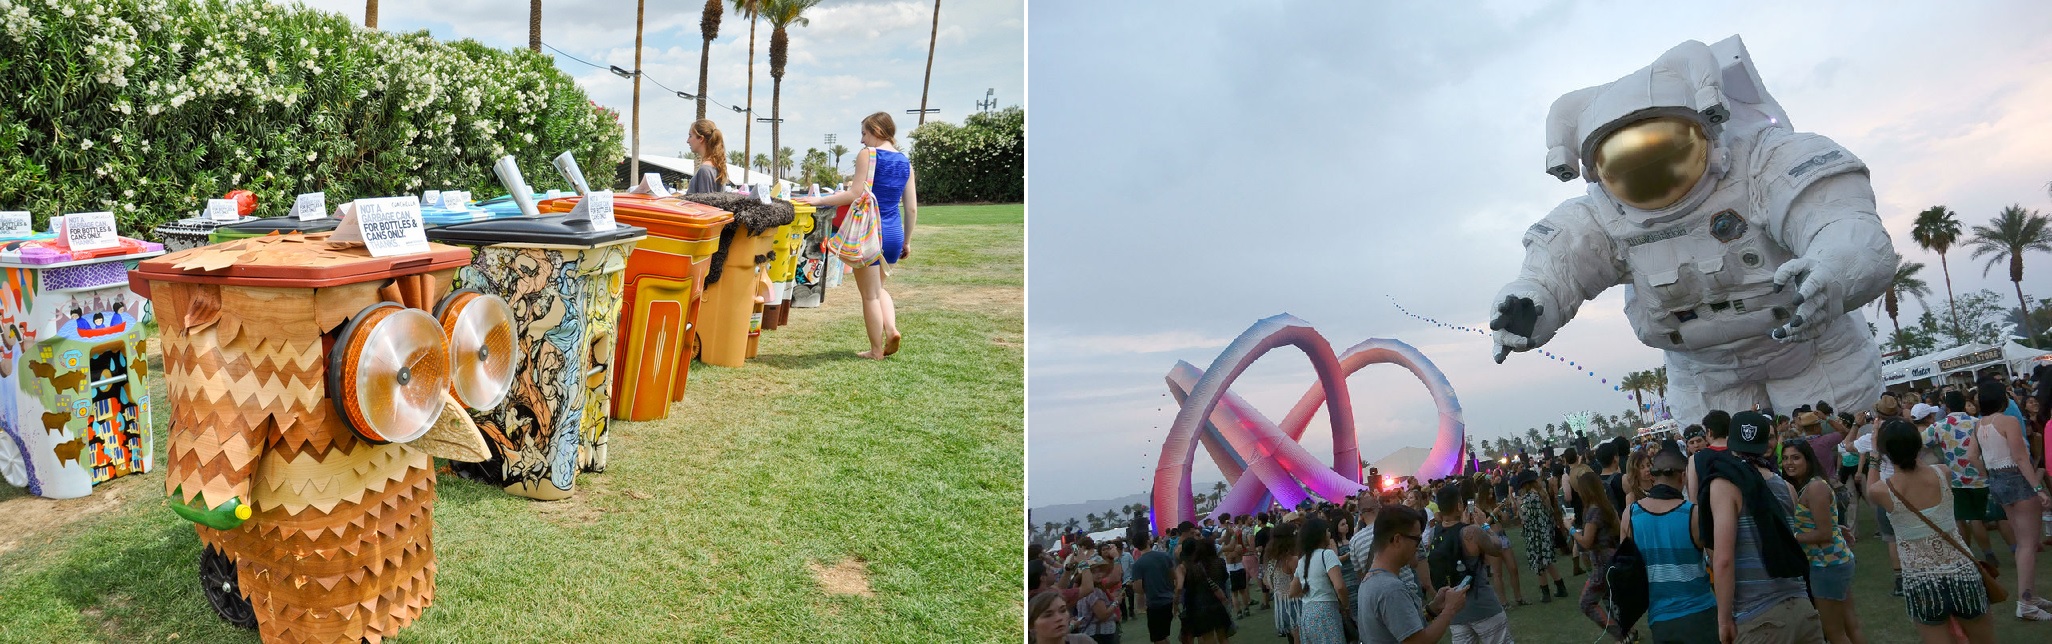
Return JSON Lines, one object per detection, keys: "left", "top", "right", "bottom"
{"left": 1358, "top": 506, "right": 1468, "bottom": 644}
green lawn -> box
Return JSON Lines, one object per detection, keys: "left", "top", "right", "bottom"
{"left": 1224, "top": 502, "right": 2052, "bottom": 643}
{"left": 0, "top": 203, "right": 1023, "bottom": 643}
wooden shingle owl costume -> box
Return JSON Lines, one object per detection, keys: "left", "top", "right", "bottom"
{"left": 132, "top": 234, "right": 518, "bottom": 643}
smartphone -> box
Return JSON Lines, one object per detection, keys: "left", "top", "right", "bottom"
{"left": 1454, "top": 575, "right": 1472, "bottom": 591}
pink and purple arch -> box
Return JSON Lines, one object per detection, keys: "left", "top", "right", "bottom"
{"left": 1151, "top": 314, "right": 1465, "bottom": 533}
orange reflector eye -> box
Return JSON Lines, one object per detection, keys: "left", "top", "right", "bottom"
{"left": 435, "top": 290, "right": 518, "bottom": 410}
{"left": 328, "top": 302, "right": 451, "bottom": 444}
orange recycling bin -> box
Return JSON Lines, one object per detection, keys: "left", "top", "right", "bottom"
{"left": 673, "top": 194, "right": 793, "bottom": 368}
{"left": 538, "top": 193, "right": 731, "bottom": 421}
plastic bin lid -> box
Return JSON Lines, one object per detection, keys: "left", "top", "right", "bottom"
{"left": 0, "top": 236, "right": 164, "bottom": 267}
{"left": 215, "top": 215, "right": 341, "bottom": 236}
{"left": 425, "top": 214, "right": 648, "bottom": 247}
{"left": 540, "top": 194, "right": 734, "bottom": 227}
{"left": 156, "top": 215, "right": 256, "bottom": 232}
{"left": 130, "top": 232, "right": 472, "bottom": 291}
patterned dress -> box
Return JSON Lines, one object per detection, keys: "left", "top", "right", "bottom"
{"left": 1517, "top": 490, "right": 1557, "bottom": 571}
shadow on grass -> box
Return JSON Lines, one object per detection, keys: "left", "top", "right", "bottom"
{"left": 747, "top": 349, "right": 872, "bottom": 371}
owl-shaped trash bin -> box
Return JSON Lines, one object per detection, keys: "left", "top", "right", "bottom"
{"left": 130, "top": 233, "right": 518, "bottom": 643}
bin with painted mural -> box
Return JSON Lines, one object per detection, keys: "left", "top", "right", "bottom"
{"left": 0, "top": 232, "right": 163, "bottom": 498}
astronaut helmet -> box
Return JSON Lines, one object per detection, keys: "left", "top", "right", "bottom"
{"left": 1543, "top": 38, "right": 1784, "bottom": 217}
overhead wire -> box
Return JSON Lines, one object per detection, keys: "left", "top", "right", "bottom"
{"left": 540, "top": 40, "right": 755, "bottom": 115}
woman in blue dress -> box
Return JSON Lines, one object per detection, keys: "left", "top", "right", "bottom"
{"left": 799, "top": 112, "right": 918, "bottom": 359}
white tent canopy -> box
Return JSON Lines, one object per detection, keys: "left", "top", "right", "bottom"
{"left": 1883, "top": 341, "right": 2052, "bottom": 386}
{"left": 633, "top": 154, "right": 801, "bottom": 195}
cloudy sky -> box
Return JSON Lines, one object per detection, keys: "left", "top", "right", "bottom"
{"left": 302, "top": 0, "right": 1022, "bottom": 180}
{"left": 1028, "top": 1, "right": 2052, "bottom": 507}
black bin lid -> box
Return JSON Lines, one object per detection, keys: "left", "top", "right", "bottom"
{"left": 424, "top": 214, "right": 647, "bottom": 247}
{"left": 218, "top": 215, "right": 342, "bottom": 235}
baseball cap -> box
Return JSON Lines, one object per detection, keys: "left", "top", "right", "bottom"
{"left": 1910, "top": 403, "right": 1940, "bottom": 421}
{"left": 1728, "top": 410, "right": 1773, "bottom": 454}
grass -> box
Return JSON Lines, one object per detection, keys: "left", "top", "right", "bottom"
{"left": 0, "top": 203, "right": 1023, "bottom": 643}
{"left": 1224, "top": 502, "right": 2052, "bottom": 643}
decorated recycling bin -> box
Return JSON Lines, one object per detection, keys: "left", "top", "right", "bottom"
{"left": 537, "top": 194, "right": 731, "bottom": 420}
{"left": 767, "top": 200, "right": 815, "bottom": 326}
{"left": 0, "top": 230, "right": 163, "bottom": 499}
{"left": 154, "top": 190, "right": 261, "bottom": 252}
{"left": 129, "top": 232, "right": 513, "bottom": 642}
{"left": 674, "top": 193, "right": 793, "bottom": 368}
{"left": 429, "top": 214, "right": 646, "bottom": 500}
{"left": 208, "top": 214, "right": 340, "bottom": 243}
{"left": 790, "top": 200, "right": 831, "bottom": 309}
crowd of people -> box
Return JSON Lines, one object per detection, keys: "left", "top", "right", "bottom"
{"left": 1029, "top": 367, "right": 2052, "bottom": 643}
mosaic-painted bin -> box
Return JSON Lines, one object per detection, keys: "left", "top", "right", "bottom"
{"left": 0, "top": 237, "right": 164, "bottom": 499}
{"left": 428, "top": 215, "right": 646, "bottom": 501}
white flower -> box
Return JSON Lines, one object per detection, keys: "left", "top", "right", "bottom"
{"left": 80, "top": 139, "right": 93, "bottom": 150}
{"left": 122, "top": 189, "right": 134, "bottom": 198}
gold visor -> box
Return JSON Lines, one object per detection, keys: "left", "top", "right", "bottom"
{"left": 1592, "top": 116, "right": 1709, "bottom": 211}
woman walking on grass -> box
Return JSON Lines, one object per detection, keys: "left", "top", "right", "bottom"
{"left": 1781, "top": 440, "right": 1869, "bottom": 643}
{"left": 1292, "top": 517, "right": 1346, "bottom": 644}
{"left": 1571, "top": 470, "right": 1627, "bottom": 642}
{"left": 1180, "top": 537, "right": 1234, "bottom": 644}
{"left": 1515, "top": 472, "right": 1566, "bottom": 603}
{"left": 1266, "top": 522, "right": 1302, "bottom": 642}
{"left": 796, "top": 112, "right": 917, "bottom": 360}
{"left": 1867, "top": 419, "right": 1996, "bottom": 643}
{"left": 1972, "top": 380, "right": 2052, "bottom": 620}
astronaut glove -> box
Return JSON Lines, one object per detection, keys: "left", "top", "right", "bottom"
{"left": 1771, "top": 257, "right": 1845, "bottom": 343}
{"left": 1489, "top": 294, "right": 1546, "bottom": 363}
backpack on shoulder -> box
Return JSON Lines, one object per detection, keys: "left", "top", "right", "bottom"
{"left": 1426, "top": 522, "right": 1471, "bottom": 590}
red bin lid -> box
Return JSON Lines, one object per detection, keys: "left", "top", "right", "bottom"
{"left": 129, "top": 232, "right": 473, "bottom": 294}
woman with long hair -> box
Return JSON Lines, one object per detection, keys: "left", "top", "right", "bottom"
{"left": 1029, "top": 591, "right": 1097, "bottom": 644}
{"left": 1177, "top": 537, "right": 1234, "bottom": 644}
{"left": 1867, "top": 418, "right": 1995, "bottom": 642}
{"left": 1474, "top": 478, "right": 1528, "bottom": 607}
{"left": 1514, "top": 472, "right": 1566, "bottom": 602}
{"left": 1266, "top": 522, "right": 1302, "bottom": 642}
{"left": 1293, "top": 517, "right": 1346, "bottom": 644}
{"left": 685, "top": 119, "right": 728, "bottom": 193}
{"left": 1571, "top": 470, "right": 1626, "bottom": 641}
{"left": 797, "top": 112, "right": 917, "bottom": 360}
{"left": 1973, "top": 380, "right": 2052, "bottom": 619}
{"left": 1781, "top": 440, "right": 1869, "bottom": 643}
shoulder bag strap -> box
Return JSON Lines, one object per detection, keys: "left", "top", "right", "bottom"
{"left": 1885, "top": 477, "right": 1979, "bottom": 563}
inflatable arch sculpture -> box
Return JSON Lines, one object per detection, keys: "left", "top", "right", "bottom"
{"left": 1152, "top": 314, "right": 1467, "bottom": 533}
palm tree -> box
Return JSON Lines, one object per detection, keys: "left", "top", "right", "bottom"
{"left": 528, "top": 0, "right": 542, "bottom": 52}
{"left": 1085, "top": 512, "right": 1101, "bottom": 532}
{"left": 753, "top": 153, "right": 770, "bottom": 175}
{"left": 729, "top": 150, "right": 747, "bottom": 169}
{"left": 1882, "top": 260, "right": 1931, "bottom": 337}
{"left": 776, "top": 145, "right": 797, "bottom": 178}
{"left": 916, "top": 0, "right": 941, "bottom": 126}
{"left": 1621, "top": 370, "right": 1649, "bottom": 413}
{"left": 1211, "top": 481, "right": 1228, "bottom": 504}
{"left": 1650, "top": 366, "right": 1668, "bottom": 411}
{"left": 1913, "top": 206, "right": 1965, "bottom": 339}
{"left": 1063, "top": 518, "right": 1080, "bottom": 535}
{"left": 364, "top": 0, "right": 378, "bottom": 28}
{"left": 695, "top": 0, "right": 722, "bottom": 120}
{"left": 830, "top": 143, "right": 848, "bottom": 170}
{"left": 732, "top": 0, "right": 765, "bottom": 183}
{"left": 765, "top": 0, "right": 818, "bottom": 185}
{"left": 1966, "top": 205, "right": 2052, "bottom": 348}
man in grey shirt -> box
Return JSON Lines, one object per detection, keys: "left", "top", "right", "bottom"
{"left": 1359, "top": 505, "right": 1469, "bottom": 644}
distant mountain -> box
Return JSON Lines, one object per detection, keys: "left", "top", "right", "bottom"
{"left": 1028, "top": 481, "right": 1225, "bottom": 530}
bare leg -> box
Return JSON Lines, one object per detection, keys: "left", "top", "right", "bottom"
{"left": 1816, "top": 597, "right": 1866, "bottom": 644}
{"left": 1957, "top": 613, "right": 1995, "bottom": 643}
{"left": 852, "top": 264, "right": 887, "bottom": 359}
{"left": 2011, "top": 497, "right": 2044, "bottom": 599}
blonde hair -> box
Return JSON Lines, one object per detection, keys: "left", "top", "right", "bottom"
{"left": 861, "top": 112, "right": 897, "bottom": 147}
{"left": 691, "top": 119, "right": 727, "bottom": 185}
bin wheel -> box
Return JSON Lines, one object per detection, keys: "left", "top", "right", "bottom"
{"left": 200, "top": 545, "right": 257, "bottom": 630}
{"left": 449, "top": 443, "right": 510, "bottom": 488}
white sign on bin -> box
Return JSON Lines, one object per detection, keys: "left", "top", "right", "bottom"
{"left": 206, "top": 198, "right": 239, "bottom": 222}
{"left": 0, "top": 211, "right": 31, "bottom": 238}
{"left": 581, "top": 190, "right": 617, "bottom": 231}
{"left": 422, "top": 190, "right": 442, "bottom": 208}
{"left": 345, "top": 197, "right": 430, "bottom": 257}
{"left": 293, "top": 192, "right": 327, "bottom": 221}
{"left": 61, "top": 212, "right": 120, "bottom": 252}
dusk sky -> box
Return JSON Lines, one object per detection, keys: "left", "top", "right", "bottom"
{"left": 1027, "top": 1, "right": 2052, "bottom": 508}
{"left": 302, "top": 0, "right": 1023, "bottom": 178}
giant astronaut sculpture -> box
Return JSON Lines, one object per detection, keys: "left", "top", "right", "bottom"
{"left": 1488, "top": 37, "right": 1897, "bottom": 422}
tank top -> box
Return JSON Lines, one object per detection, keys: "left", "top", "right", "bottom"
{"left": 1790, "top": 480, "right": 1853, "bottom": 566}
{"left": 1731, "top": 475, "right": 1807, "bottom": 622}
{"left": 1976, "top": 418, "right": 2016, "bottom": 470}
{"left": 1629, "top": 499, "right": 1716, "bottom": 623}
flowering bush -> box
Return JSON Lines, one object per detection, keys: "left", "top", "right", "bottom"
{"left": 905, "top": 106, "right": 1022, "bottom": 204}
{"left": 0, "top": 0, "right": 624, "bottom": 234}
